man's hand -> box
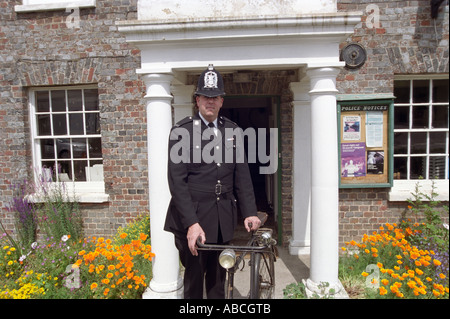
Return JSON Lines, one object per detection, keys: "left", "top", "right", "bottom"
{"left": 187, "top": 223, "right": 205, "bottom": 256}
{"left": 244, "top": 216, "right": 261, "bottom": 232}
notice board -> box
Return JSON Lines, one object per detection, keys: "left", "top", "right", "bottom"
{"left": 337, "top": 98, "right": 394, "bottom": 188}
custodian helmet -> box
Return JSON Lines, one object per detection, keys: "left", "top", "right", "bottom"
{"left": 194, "top": 64, "right": 226, "bottom": 97}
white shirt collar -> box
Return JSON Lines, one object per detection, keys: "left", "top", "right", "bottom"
{"left": 198, "top": 113, "right": 217, "bottom": 128}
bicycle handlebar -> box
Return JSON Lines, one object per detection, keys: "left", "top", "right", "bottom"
{"left": 196, "top": 238, "right": 267, "bottom": 252}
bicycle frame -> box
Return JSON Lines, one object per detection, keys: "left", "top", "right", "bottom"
{"left": 196, "top": 228, "right": 277, "bottom": 299}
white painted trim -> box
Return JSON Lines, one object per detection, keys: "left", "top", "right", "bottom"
{"left": 117, "top": 13, "right": 362, "bottom": 43}
{"left": 27, "top": 182, "right": 109, "bottom": 203}
{"left": 389, "top": 180, "right": 449, "bottom": 202}
{"left": 15, "top": 0, "right": 96, "bottom": 12}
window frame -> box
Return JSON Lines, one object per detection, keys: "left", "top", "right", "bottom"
{"left": 389, "top": 75, "right": 449, "bottom": 201}
{"left": 29, "top": 85, "right": 108, "bottom": 203}
{"left": 15, "top": 0, "right": 96, "bottom": 13}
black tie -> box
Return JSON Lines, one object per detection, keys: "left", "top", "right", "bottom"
{"left": 208, "top": 122, "right": 216, "bottom": 139}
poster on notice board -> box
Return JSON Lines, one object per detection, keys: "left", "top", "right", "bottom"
{"left": 341, "top": 142, "right": 366, "bottom": 178}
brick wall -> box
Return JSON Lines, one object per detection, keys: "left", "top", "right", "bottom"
{"left": 337, "top": 0, "right": 449, "bottom": 94}
{"left": 0, "top": 0, "right": 147, "bottom": 237}
{"left": 339, "top": 187, "right": 449, "bottom": 246}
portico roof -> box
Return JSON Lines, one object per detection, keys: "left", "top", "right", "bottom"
{"left": 117, "top": 12, "right": 361, "bottom": 76}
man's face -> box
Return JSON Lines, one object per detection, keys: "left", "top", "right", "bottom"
{"left": 196, "top": 95, "right": 224, "bottom": 122}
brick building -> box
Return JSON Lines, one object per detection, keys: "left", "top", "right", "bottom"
{"left": 0, "top": 0, "right": 448, "bottom": 297}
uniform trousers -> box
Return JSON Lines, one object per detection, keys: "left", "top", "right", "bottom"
{"left": 175, "top": 231, "right": 227, "bottom": 299}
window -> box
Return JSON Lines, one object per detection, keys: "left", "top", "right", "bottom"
{"left": 30, "top": 86, "right": 107, "bottom": 201}
{"left": 15, "top": 0, "right": 96, "bottom": 13}
{"left": 390, "top": 77, "right": 449, "bottom": 201}
{"left": 393, "top": 78, "right": 449, "bottom": 180}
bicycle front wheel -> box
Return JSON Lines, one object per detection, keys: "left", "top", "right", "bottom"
{"left": 250, "top": 252, "right": 275, "bottom": 299}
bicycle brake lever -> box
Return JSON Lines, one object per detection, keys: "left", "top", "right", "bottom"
{"left": 248, "top": 222, "right": 255, "bottom": 234}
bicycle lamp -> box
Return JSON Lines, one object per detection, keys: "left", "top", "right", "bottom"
{"left": 219, "top": 249, "right": 236, "bottom": 269}
{"left": 261, "top": 231, "right": 277, "bottom": 246}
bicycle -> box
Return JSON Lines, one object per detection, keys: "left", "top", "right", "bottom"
{"left": 196, "top": 212, "right": 277, "bottom": 299}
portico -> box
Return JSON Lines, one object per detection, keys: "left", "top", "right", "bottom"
{"left": 117, "top": 0, "right": 361, "bottom": 298}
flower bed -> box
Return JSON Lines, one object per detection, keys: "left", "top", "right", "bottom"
{"left": 0, "top": 215, "right": 154, "bottom": 299}
{"left": 284, "top": 182, "right": 449, "bottom": 299}
{"left": 341, "top": 221, "right": 449, "bottom": 299}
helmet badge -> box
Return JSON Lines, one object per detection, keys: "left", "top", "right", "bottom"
{"left": 203, "top": 65, "right": 218, "bottom": 89}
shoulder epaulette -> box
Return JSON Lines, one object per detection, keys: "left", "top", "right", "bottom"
{"left": 219, "top": 115, "right": 238, "bottom": 127}
{"left": 174, "top": 116, "right": 194, "bottom": 127}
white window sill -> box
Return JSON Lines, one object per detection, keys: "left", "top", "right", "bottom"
{"left": 389, "top": 180, "right": 449, "bottom": 202}
{"left": 27, "top": 181, "right": 109, "bottom": 204}
{"left": 15, "top": 0, "right": 96, "bottom": 13}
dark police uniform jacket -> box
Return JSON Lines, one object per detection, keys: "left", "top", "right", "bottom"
{"left": 164, "top": 113, "right": 257, "bottom": 244}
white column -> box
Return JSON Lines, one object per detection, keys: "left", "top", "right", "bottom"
{"left": 172, "top": 85, "right": 195, "bottom": 122}
{"left": 305, "top": 67, "right": 344, "bottom": 296}
{"left": 141, "top": 73, "right": 183, "bottom": 299}
{"left": 289, "top": 80, "right": 311, "bottom": 255}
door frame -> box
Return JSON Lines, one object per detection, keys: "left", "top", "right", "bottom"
{"left": 222, "top": 94, "right": 282, "bottom": 243}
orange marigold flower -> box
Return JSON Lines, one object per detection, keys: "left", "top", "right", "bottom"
{"left": 120, "top": 233, "right": 128, "bottom": 239}
{"left": 361, "top": 272, "right": 369, "bottom": 277}
{"left": 433, "top": 259, "right": 441, "bottom": 266}
{"left": 90, "top": 283, "right": 98, "bottom": 290}
{"left": 407, "top": 281, "right": 416, "bottom": 289}
{"left": 390, "top": 285, "right": 399, "bottom": 294}
{"left": 410, "top": 252, "right": 420, "bottom": 260}
{"left": 125, "top": 261, "right": 134, "bottom": 269}
{"left": 379, "top": 287, "right": 388, "bottom": 295}
{"left": 140, "top": 233, "right": 148, "bottom": 241}
{"left": 439, "top": 273, "right": 446, "bottom": 279}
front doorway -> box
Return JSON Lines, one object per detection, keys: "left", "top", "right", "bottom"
{"left": 221, "top": 96, "right": 281, "bottom": 242}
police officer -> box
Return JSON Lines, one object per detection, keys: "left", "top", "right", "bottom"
{"left": 164, "top": 64, "right": 260, "bottom": 299}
